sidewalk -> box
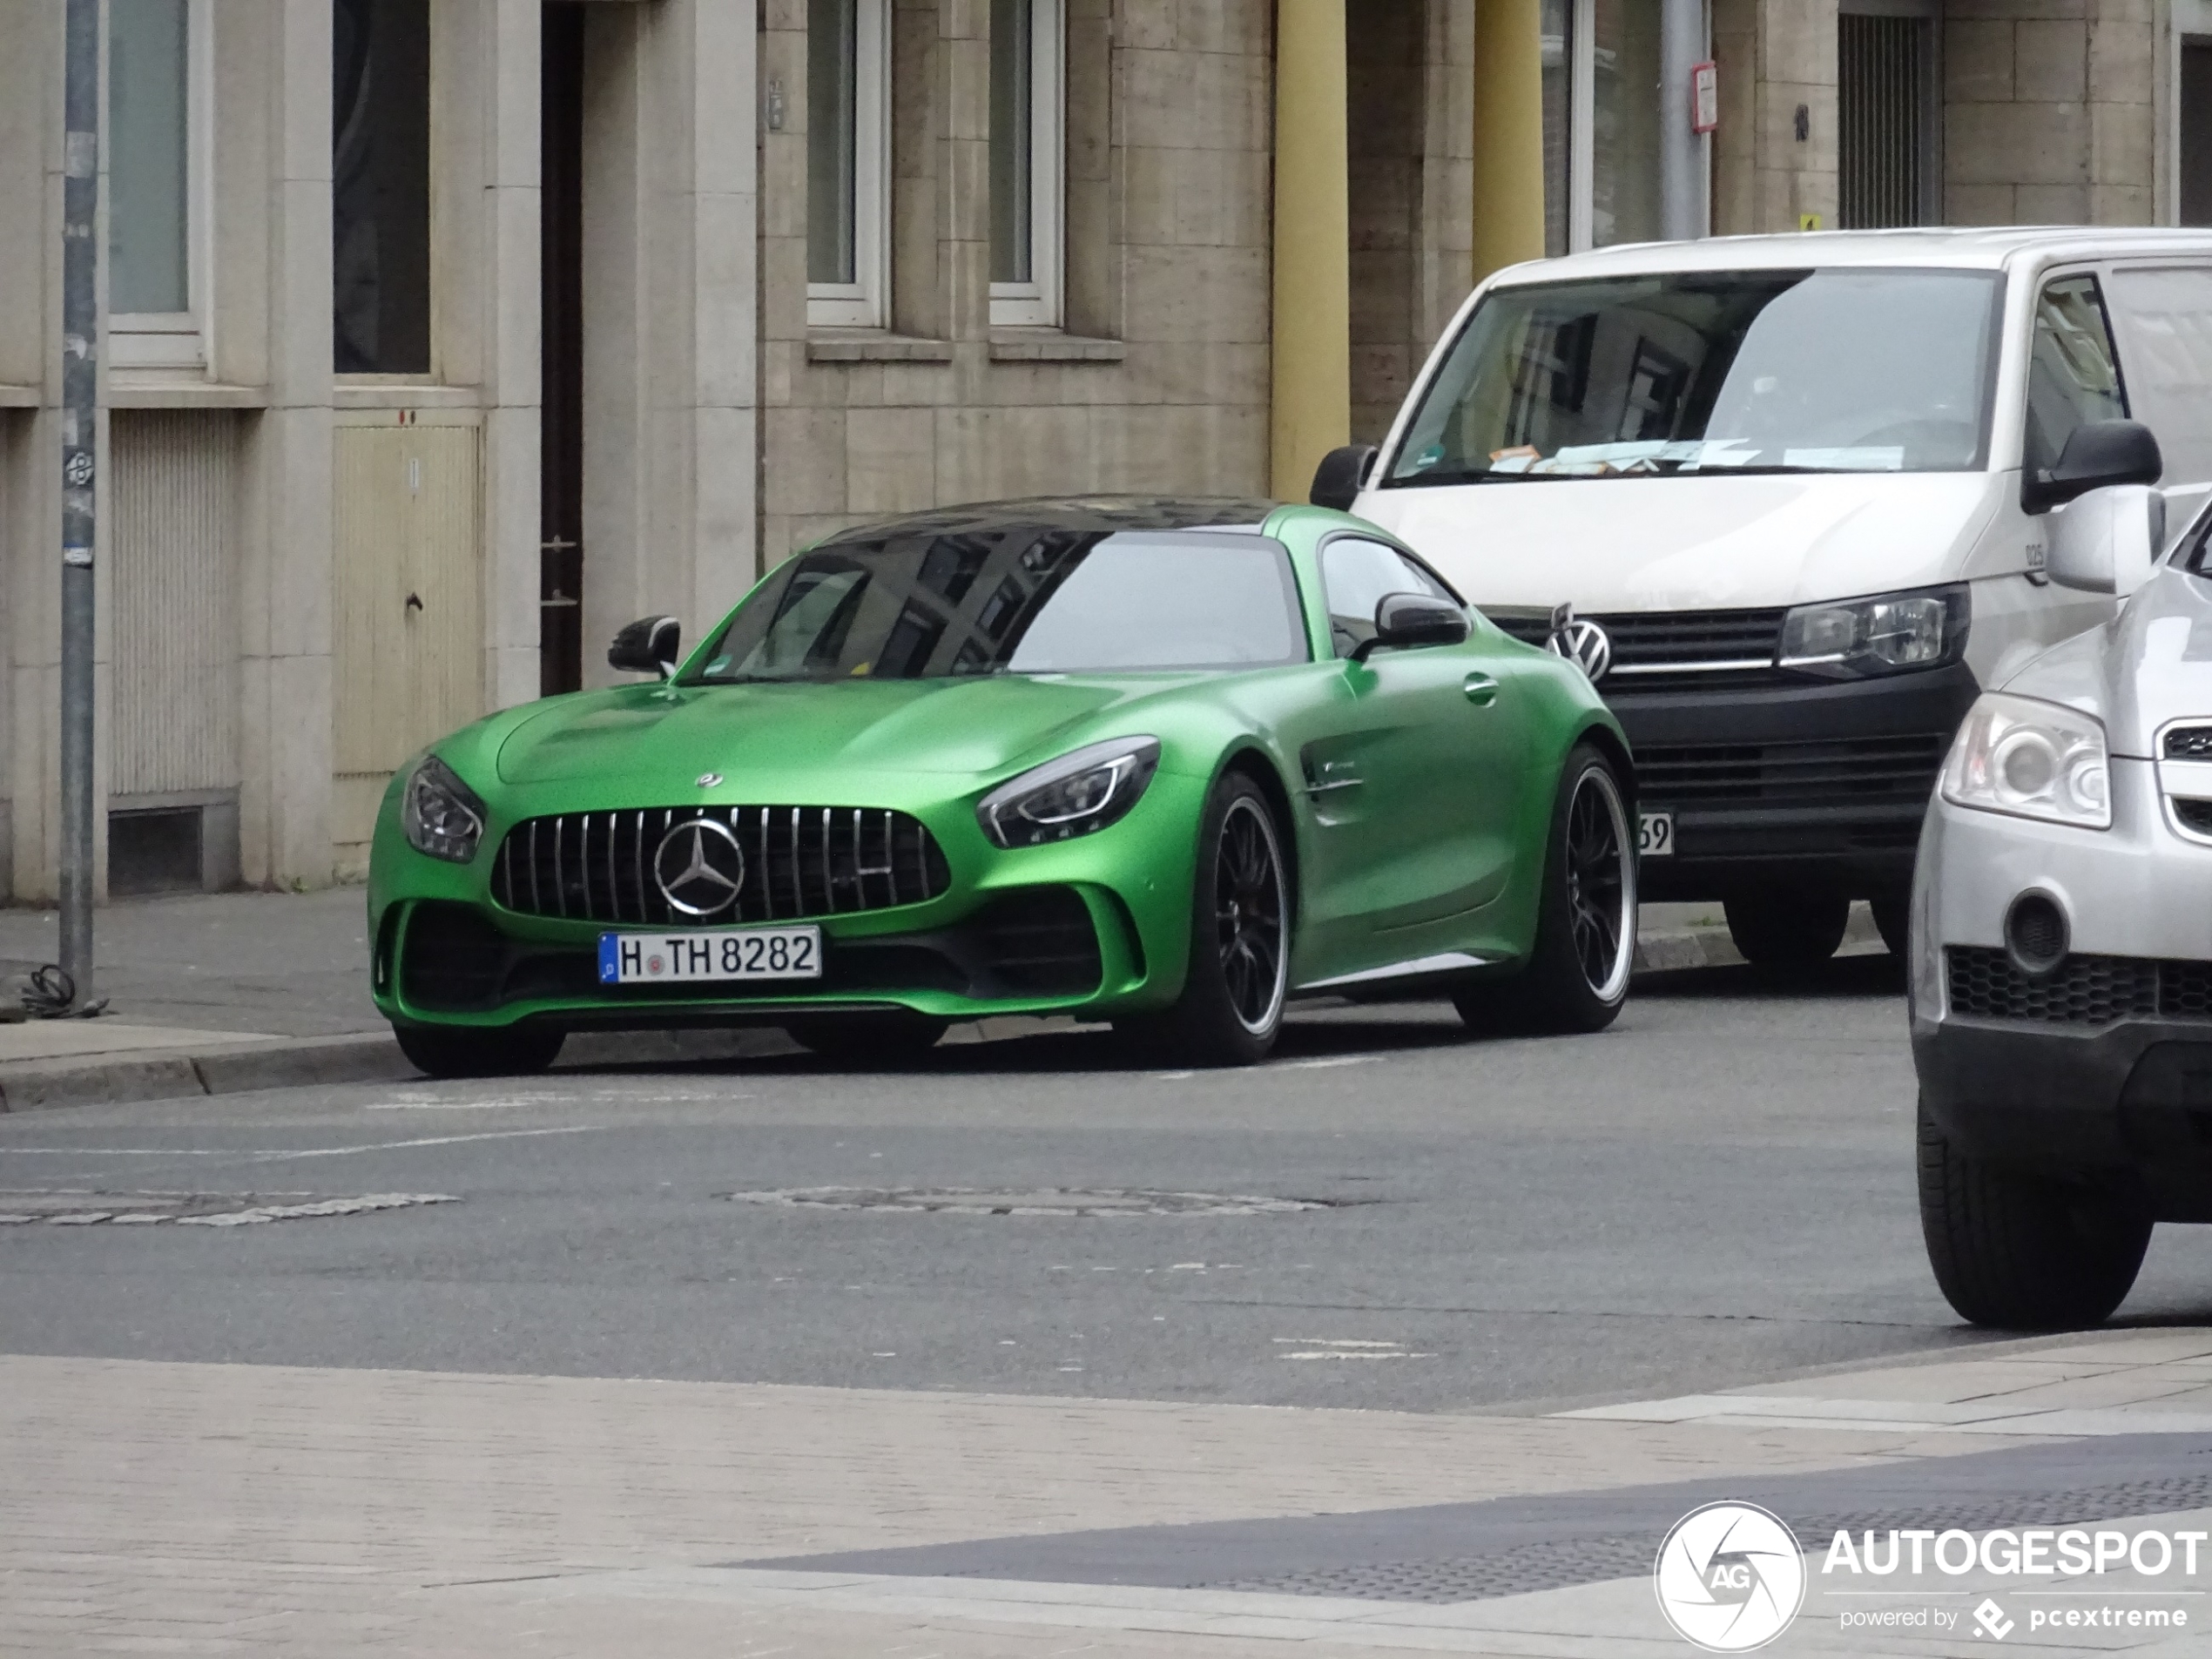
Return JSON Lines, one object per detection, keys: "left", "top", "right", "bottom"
{"left": 3, "top": 1329, "right": 2206, "bottom": 1656}
{"left": 0, "top": 889, "right": 1888, "bottom": 1111}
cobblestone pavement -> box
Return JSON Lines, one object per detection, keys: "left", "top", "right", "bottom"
{"left": 7, "top": 1334, "right": 2212, "bottom": 1656}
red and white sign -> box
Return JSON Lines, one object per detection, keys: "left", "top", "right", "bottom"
{"left": 1690, "top": 62, "right": 1719, "bottom": 134}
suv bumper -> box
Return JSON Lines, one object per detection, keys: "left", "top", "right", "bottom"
{"left": 1615, "top": 661, "right": 1979, "bottom": 900}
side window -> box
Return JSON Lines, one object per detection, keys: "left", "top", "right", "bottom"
{"left": 2025, "top": 274, "right": 2128, "bottom": 475}
{"left": 1321, "top": 538, "right": 1448, "bottom": 658}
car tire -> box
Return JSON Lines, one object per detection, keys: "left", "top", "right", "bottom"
{"left": 1724, "top": 890, "right": 1851, "bottom": 968}
{"left": 784, "top": 1011, "right": 952, "bottom": 1063}
{"left": 393, "top": 1022, "right": 565, "bottom": 1080}
{"left": 1117, "top": 771, "right": 1290, "bottom": 1068}
{"left": 1455, "top": 743, "right": 1635, "bottom": 1036}
{"left": 1918, "top": 1098, "right": 2151, "bottom": 1330}
{"left": 1871, "top": 894, "right": 1910, "bottom": 958}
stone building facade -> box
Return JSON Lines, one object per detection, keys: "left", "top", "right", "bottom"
{"left": 0, "top": 0, "right": 2209, "bottom": 907}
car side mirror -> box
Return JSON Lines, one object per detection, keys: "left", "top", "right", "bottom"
{"left": 2047, "top": 484, "right": 2166, "bottom": 599}
{"left": 609, "top": 615, "right": 681, "bottom": 678}
{"left": 2024, "top": 419, "right": 2162, "bottom": 515}
{"left": 1350, "top": 591, "right": 1470, "bottom": 662}
{"left": 1310, "top": 443, "right": 1379, "bottom": 512}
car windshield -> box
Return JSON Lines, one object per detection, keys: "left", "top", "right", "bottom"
{"left": 688, "top": 529, "right": 1308, "bottom": 683}
{"left": 1386, "top": 267, "right": 2004, "bottom": 484}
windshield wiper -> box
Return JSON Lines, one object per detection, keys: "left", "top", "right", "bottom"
{"left": 1388, "top": 466, "right": 1560, "bottom": 487}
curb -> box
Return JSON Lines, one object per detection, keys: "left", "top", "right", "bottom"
{"left": 3, "top": 919, "right": 1891, "bottom": 1113}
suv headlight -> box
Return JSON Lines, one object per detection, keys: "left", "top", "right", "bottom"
{"left": 1778, "top": 585, "right": 1966, "bottom": 678}
{"left": 979, "top": 737, "right": 1161, "bottom": 849}
{"left": 401, "top": 755, "right": 489, "bottom": 862}
{"left": 1940, "top": 692, "right": 2110, "bottom": 830}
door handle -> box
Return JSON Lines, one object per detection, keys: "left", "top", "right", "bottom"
{"left": 1462, "top": 673, "right": 1499, "bottom": 706}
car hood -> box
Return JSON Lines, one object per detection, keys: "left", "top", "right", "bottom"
{"left": 1352, "top": 472, "right": 2006, "bottom": 610}
{"left": 494, "top": 674, "right": 1183, "bottom": 788}
{"left": 2002, "top": 565, "right": 2212, "bottom": 760}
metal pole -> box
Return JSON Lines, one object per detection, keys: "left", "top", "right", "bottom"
{"left": 59, "top": 0, "right": 98, "bottom": 1005}
{"left": 1659, "top": 0, "right": 1710, "bottom": 242}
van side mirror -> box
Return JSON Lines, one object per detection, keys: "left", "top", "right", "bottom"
{"left": 1310, "top": 443, "right": 1379, "bottom": 512}
{"left": 2024, "top": 419, "right": 2162, "bottom": 515}
{"left": 2047, "top": 485, "right": 2166, "bottom": 599}
{"left": 610, "top": 615, "right": 681, "bottom": 678}
{"left": 1350, "top": 591, "right": 1470, "bottom": 662}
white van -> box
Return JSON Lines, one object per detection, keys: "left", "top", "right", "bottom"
{"left": 1325, "top": 229, "right": 2212, "bottom": 966}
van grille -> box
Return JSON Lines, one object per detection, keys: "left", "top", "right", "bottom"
{"left": 1485, "top": 607, "right": 1786, "bottom": 690}
{"left": 1637, "top": 732, "right": 1950, "bottom": 810}
{"left": 489, "top": 806, "right": 951, "bottom": 926}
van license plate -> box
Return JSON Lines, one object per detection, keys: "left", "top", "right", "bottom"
{"left": 1637, "top": 812, "right": 1675, "bottom": 858}
{"left": 598, "top": 926, "right": 822, "bottom": 985}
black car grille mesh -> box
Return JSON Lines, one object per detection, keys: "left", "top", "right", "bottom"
{"left": 1487, "top": 608, "right": 1786, "bottom": 690}
{"left": 1637, "top": 732, "right": 1950, "bottom": 810}
{"left": 489, "top": 806, "right": 951, "bottom": 926}
{"left": 1940, "top": 947, "right": 2212, "bottom": 1026}
{"left": 2175, "top": 799, "right": 2212, "bottom": 836}
{"left": 2164, "top": 725, "right": 2212, "bottom": 759}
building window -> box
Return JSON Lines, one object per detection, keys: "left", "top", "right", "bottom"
{"left": 807, "top": 0, "right": 888, "bottom": 328}
{"left": 333, "top": 0, "right": 432, "bottom": 374}
{"left": 989, "top": 0, "right": 1062, "bottom": 327}
{"left": 1542, "top": 0, "right": 1664, "bottom": 254}
{"left": 109, "top": 0, "right": 209, "bottom": 369}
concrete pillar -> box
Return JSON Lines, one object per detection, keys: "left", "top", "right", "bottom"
{"left": 1470, "top": 0, "right": 1545, "bottom": 285}
{"left": 1269, "top": 0, "right": 1350, "bottom": 502}
{"left": 482, "top": 0, "right": 543, "bottom": 713}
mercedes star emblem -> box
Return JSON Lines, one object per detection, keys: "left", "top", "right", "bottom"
{"left": 1550, "top": 617, "right": 1613, "bottom": 684}
{"left": 696, "top": 772, "right": 723, "bottom": 788}
{"left": 654, "top": 817, "right": 746, "bottom": 916}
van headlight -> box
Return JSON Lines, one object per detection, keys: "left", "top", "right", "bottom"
{"left": 401, "top": 755, "right": 488, "bottom": 863}
{"left": 1940, "top": 693, "right": 2110, "bottom": 830}
{"left": 979, "top": 738, "right": 1161, "bottom": 848}
{"left": 1778, "top": 585, "right": 1966, "bottom": 678}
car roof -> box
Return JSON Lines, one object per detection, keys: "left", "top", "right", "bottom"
{"left": 826, "top": 496, "right": 1284, "bottom": 543}
{"left": 1484, "top": 226, "right": 2212, "bottom": 286}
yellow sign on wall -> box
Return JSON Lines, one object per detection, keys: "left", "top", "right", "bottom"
{"left": 1799, "top": 213, "right": 1824, "bottom": 231}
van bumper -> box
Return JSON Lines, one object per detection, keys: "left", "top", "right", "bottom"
{"left": 1614, "top": 661, "right": 1979, "bottom": 901}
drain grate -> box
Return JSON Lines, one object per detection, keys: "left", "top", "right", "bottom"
{"left": 724, "top": 1186, "right": 1342, "bottom": 1217}
{"left": 1206, "top": 1478, "right": 2212, "bottom": 1604}
{"left": 0, "top": 1190, "right": 460, "bottom": 1227}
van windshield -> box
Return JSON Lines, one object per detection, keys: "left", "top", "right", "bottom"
{"left": 1386, "top": 268, "right": 2003, "bottom": 484}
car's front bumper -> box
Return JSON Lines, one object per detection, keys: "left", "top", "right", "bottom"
{"left": 1912, "top": 758, "right": 2212, "bottom": 1220}
{"left": 367, "top": 771, "right": 1209, "bottom": 1032}
{"left": 1615, "top": 661, "right": 1979, "bottom": 900}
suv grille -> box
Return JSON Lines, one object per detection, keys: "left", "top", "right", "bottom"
{"left": 489, "top": 806, "right": 951, "bottom": 926}
{"left": 1486, "top": 607, "right": 1786, "bottom": 691}
{"left": 2165, "top": 725, "right": 2212, "bottom": 759}
{"left": 1946, "top": 947, "right": 2212, "bottom": 1026}
{"left": 1638, "top": 732, "right": 1950, "bottom": 810}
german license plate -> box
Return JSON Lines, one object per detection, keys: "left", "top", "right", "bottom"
{"left": 1637, "top": 811, "right": 1675, "bottom": 858}
{"left": 597, "top": 926, "right": 822, "bottom": 985}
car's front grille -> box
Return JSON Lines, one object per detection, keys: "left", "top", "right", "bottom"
{"left": 489, "top": 806, "right": 951, "bottom": 926}
{"left": 1942, "top": 947, "right": 2212, "bottom": 1026}
{"left": 2165, "top": 725, "right": 2212, "bottom": 759}
{"left": 1486, "top": 607, "right": 1787, "bottom": 690}
{"left": 1637, "top": 732, "right": 1951, "bottom": 810}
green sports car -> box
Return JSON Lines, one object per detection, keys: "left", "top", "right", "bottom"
{"left": 368, "top": 496, "right": 1636, "bottom": 1073}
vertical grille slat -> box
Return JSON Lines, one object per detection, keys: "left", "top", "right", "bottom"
{"left": 490, "top": 804, "right": 951, "bottom": 927}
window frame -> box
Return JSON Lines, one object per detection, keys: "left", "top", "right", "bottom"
{"left": 806, "top": 0, "right": 891, "bottom": 330}
{"left": 988, "top": 0, "right": 1064, "bottom": 329}
{"left": 2023, "top": 268, "right": 2131, "bottom": 475}
{"left": 108, "top": 0, "right": 214, "bottom": 373}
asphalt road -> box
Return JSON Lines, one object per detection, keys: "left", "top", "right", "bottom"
{"left": 6, "top": 956, "right": 2212, "bottom": 1413}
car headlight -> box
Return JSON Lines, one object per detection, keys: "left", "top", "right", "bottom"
{"left": 401, "top": 755, "right": 488, "bottom": 863}
{"left": 1778, "top": 585, "right": 1966, "bottom": 678}
{"left": 978, "top": 737, "right": 1162, "bottom": 849}
{"left": 1939, "top": 692, "right": 2110, "bottom": 830}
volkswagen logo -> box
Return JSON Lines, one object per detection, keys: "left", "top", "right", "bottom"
{"left": 654, "top": 817, "right": 746, "bottom": 916}
{"left": 1551, "top": 617, "right": 1613, "bottom": 683}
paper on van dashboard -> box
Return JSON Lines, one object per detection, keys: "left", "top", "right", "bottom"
{"left": 1491, "top": 439, "right": 1768, "bottom": 475}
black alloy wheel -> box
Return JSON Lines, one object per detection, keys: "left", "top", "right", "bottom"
{"left": 1564, "top": 764, "right": 1633, "bottom": 1002}
{"left": 1455, "top": 743, "right": 1635, "bottom": 1035}
{"left": 1216, "top": 795, "right": 1289, "bottom": 1035}
{"left": 1116, "top": 772, "right": 1290, "bottom": 1067}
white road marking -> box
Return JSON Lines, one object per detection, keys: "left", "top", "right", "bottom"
{"left": 1271, "top": 1336, "right": 1433, "bottom": 1360}
{"left": 1275, "top": 1054, "right": 1380, "bottom": 1070}
{"left": 0, "top": 1126, "right": 605, "bottom": 1163}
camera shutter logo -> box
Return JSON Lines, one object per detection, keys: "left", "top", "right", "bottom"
{"left": 1653, "top": 1502, "right": 1806, "bottom": 1652}
{"left": 654, "top": 818, "right": 746, "bottom": 917}
{"left": 1550, "top": 617, "right": 1613, "bottom": 683}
